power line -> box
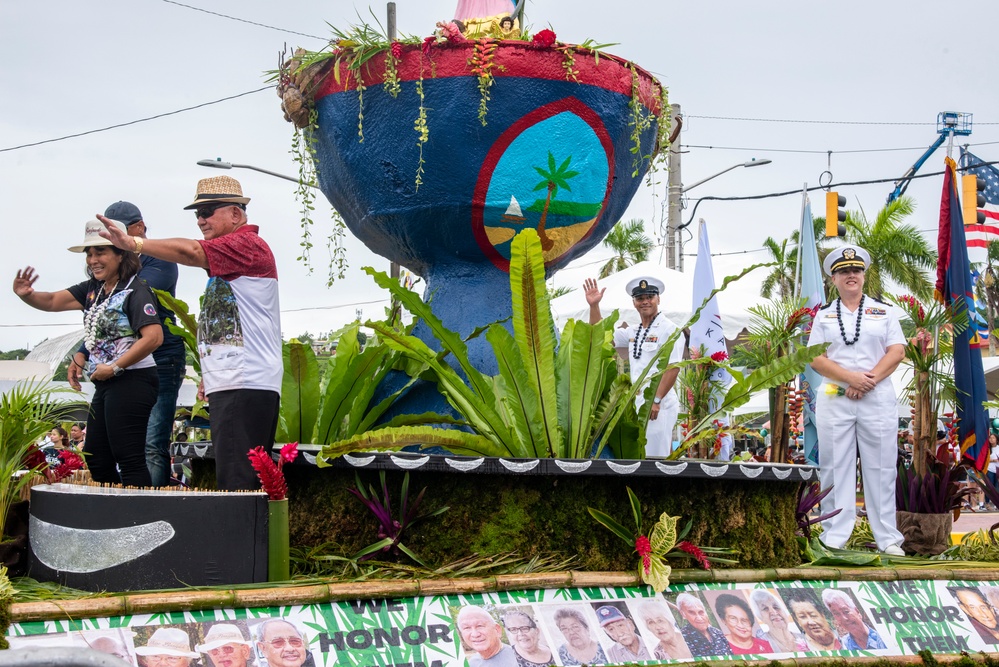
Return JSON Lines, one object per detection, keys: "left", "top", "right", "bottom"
{"left": 159, "top": 0, "right": 326, "bottom": 40}
{"left": 0, "top": 86, "right": 274, "bottom": 153}
{"left": 686, "top": 114, "right": 999, "bottom": 126}
{"left": 686, "top": 139, "right": 999, "bottom": 156}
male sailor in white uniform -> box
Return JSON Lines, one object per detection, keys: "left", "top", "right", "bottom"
{"left": 584, "top": 276, "right": 683, "bottom": 456}
{"left": 806, "top": 245, "right": 906, "bottom": 556}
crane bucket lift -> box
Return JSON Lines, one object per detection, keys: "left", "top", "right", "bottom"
{"left": 887, "top": 111, "right": 972, "bottom": 204}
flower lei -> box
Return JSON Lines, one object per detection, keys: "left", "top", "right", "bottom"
{"left": 83, "top": 280, "right": 119, "bottom": 352}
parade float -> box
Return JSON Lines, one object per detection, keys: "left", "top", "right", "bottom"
{"left": 6, "top": 7, "right": 999, "bottom": 667}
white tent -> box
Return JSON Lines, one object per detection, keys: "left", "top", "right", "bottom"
{"left": 550, "top": 261, "right": 754, "bottom": 340}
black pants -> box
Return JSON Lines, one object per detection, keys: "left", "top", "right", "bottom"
{"left": 87, "top": 367, "right": 158, "bottom": 486}
{"left": 208, "top": 389, "right": 280, "bottom": 491}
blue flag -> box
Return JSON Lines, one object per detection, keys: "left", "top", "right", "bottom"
{"left": 798, "top": 196, "right": 826, "bottom": 466}
{"left": 937, "top": 157, "right": 990, "bottom": 470}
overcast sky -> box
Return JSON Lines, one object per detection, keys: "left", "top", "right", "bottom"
{"left": 2, "top": 0, "right": 997, "bottom": 353}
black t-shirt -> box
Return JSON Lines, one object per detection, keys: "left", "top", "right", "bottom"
{"left": 67, "top": 276, "right": 161, "bottom": 373}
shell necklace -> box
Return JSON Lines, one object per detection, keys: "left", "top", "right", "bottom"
{"left": 632, "top": 312, "right": 659, "bottom": 360}
{"left": 83, "top": 278, "right": 120, "bottom": 352}
{"left": 835, "top": 295, "right": 865, "bottom": 346}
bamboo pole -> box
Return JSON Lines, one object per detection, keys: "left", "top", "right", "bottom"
{"left": 13, "top": 568, "right": 999, "bottom": 623}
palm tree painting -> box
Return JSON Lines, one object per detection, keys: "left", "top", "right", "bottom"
{"left": 475, "top": 109, "right": 611, "bottom": 269}
{"left": 532, "top": 152, "right": 580, "bottom": 251}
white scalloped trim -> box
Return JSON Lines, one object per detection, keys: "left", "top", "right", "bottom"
{"left": 699, "top": 463, "right": 727, "bottom": 477}
{"left": 554, "top": 460, "right": 593, "bottom": 473}
{"left": 343, "top": 454, "right": 375, "bottom": 467}
{"left": 655, "top": 461, "right": 688, "bottom": 475}
{"left": 772, "top": 467, "right": 792, "bottom": 479}
{"left": 301, "top": 452, "right": 317, "bottom": 465}
{"left": 739, "top": 465, "right": 764, "bottom": 478}
{"left": 606, "top": 461, "right": 642, "bottom": 474}
{"left": 193, "top": 445, "right": 209, "bottom": 458}
{"left": 445, "top": 458, "right": 485, "bottom": 472}
{"left": 798, "top": 468, "right": 813, "bottom": 480}
{"left": 178, "top": 445, "right": 190, "bottom": 456}
{"left": 389, "top": 454, "right": 430, "bottom": 469}
{"left": 499, "top": 459, "right": 540, "bottom": 472}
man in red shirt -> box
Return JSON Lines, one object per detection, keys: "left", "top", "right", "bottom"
{"left": 100, "top": 176, "right": 282, "bottom": 490}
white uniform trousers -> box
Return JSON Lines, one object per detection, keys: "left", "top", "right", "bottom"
{"left": 643, "top": 400, "right": 678, "bottom": 458}
{"left": 816, "top": 383, "right": 904, "bottom": 551}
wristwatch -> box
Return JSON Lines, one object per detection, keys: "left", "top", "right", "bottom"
{"left": 653, "top": 396, "right": 662, "bottom": 405}
{"left": 111, "top": 363, "right": 124, "bottom": 377}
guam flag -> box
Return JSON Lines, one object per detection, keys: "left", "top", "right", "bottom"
{"left": 937, "top": 157, "right": 990, "bottom": 470}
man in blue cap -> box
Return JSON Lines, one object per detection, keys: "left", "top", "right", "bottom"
{"left": 595, "top": 605, "right": 651, "bottom": 663}
{"left": 69, "top": 201, "right": 186, "bottom": 487}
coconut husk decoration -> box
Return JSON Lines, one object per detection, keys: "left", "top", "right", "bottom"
{"left": 277, "top": 48, "right": 328, "bottom": 129}
{"left": 896, "top": 510, "right": 952, "bottom": 556}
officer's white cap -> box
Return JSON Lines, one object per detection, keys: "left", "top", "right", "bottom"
{"left": 823, "top": 245, "right": 871, "bottom": 276}
{"left": 625, "top": 276, "right": 665, "bottom": 297}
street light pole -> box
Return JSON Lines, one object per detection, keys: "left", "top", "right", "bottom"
{"left": 675, "top": 158, "right": 772, "bottom": 271}
{"left": 666, "top": 104, "right": 682, "bottom": 270}
{"left": 196, "top": 158, "right": 304, "bottom": 185}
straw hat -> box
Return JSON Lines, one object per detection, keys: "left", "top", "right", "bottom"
{"left": 196, "top": 624, "right": 252, "bottom": 652}
{"left": 68, "top": 219, "right": 128, "bottom": 253}
{"left": 135, "top": 628, "right": 200, "bottom": 658}
{"left": 183, "top": 176, "right": 251, "bottom": 210}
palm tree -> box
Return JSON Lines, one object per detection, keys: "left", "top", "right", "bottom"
{"left": 759, "top": 236, "right": 795, "bottom": 299}
{"left": 532, "top": 152, "right": 579, "bottom": 251}
{"left": 840, "top": 195, "right": 936, "bottom": 301}
{"left": 599, "top": 219, "right": 653, "bottom": 278}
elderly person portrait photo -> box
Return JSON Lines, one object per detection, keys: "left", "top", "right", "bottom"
{"left": 634, "top": 600, "right": 691, "bottom": 660}
{"left": 197, "top": 623, "right": 254, "bottom": 667}
{"left": 712, "top": 593, "right": 773, "bottom": 655}
{"left": 749, "top": 589, "right": 806, "bottom": 653}
{"left": 781, "top": 589, "right": 842, "bottom": 652}
{"left": 950, "top": 586, "right": 999, "bottom": 644}
{"left": 456, "top": 606, "right": 518, "bottom": 667}
{"left": 254, "top": 620, "right": 314, "bottom": 667}
{"left": 592, "top": 604, "right": 651, "bottom": 663}
{"left": 500, "top": 609, "right": 554, "bottom": 667}
{"left": 674, "top": 592, "right": 731, "bottom": 657}
{"left": 548, "top": 607, "right": 607, "bottom": 666}
{"left": 821, "top": 589, "right": 885, "bottom": 650}
{"left": 135, "top": 627, "right": 201, "bottom": 667}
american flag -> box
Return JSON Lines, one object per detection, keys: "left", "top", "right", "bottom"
{"left": 959, "top": 148, "right": 999, "bottom": 251}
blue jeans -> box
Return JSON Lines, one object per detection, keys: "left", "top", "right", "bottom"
{"left": 147, "top": 356, "right": 186, "bottom": 487}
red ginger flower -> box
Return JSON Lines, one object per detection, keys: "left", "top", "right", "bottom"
{"left": 248, "top": 446, "right": 287, "bottom": 501}
{"left": 532, "top": 29, "right": 557, "bottom": 47}
{"left": 49, "top": 450, "right": 84, "bottom": 482}
{"left": 391, "top": 41, "right": 403, "bottom": 59}
{"left": 635, "top": 535, "right": 652, "bottom": 574}
{"left": 676, "top": 541, "right": 711, "bottom": 570}
{"left": 23, "top": 444, "right": 46, "bottom": 471}
{"left": 710, "top": 350, "right": 728, "bottom": 363}
{"left": 422, "top": 36, "right": 436, "bottom": 55}
{"left": 279, "top": 441, "right": 299, "bottom": 465}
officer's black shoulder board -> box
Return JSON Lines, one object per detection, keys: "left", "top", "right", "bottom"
{"left": 870, "top": 297, "right": 889, "bottom": 306}
{"left": 818, "top": 302, "right": 832, "bottom": 311}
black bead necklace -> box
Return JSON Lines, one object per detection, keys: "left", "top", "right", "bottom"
{"left": 632, "top": 312, "right": 659, "bottom": 360}
{"left": 835, "top": 295, "right": 865, "bottom": 346}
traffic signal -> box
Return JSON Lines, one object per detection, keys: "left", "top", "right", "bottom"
{"left": 825, "top": 191, "right": 846, "bottom": 237}
{"left": 962, "top": 174, "right": 986, "bottom": 225}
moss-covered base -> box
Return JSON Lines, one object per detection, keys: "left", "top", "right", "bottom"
{"left": 192, "top": 462, "right": 800, "bottom": 570}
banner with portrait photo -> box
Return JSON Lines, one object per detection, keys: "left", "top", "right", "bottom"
{"left": 8, "top": 579, "right": 999, "bottom": 666}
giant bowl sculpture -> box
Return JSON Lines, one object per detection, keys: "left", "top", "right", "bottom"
{"left": 306, "top": 40, "right": 666, "bottom": 374}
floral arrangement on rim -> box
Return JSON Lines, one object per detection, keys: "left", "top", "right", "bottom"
{"left": 247, "top": 442, "right": 299, "bottom": 501}
{"left": 677, "top": 347, "right": 740, "bottom": 458}
{"left": 587, "top": 487, "right": 737, "bottom": 592}
{"left": 23, "top": 446, "right": 86, "bottom": 484}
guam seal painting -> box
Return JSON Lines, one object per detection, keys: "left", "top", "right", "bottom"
{"left": 473, "top": 98, "right": 612, "bottom": 271}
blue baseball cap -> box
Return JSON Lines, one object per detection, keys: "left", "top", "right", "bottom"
{"left": 595, "top": 605, "right": 626, "bottom": 626}
{"left": 104, "top": 201, "right": 143, "bottom": 226}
